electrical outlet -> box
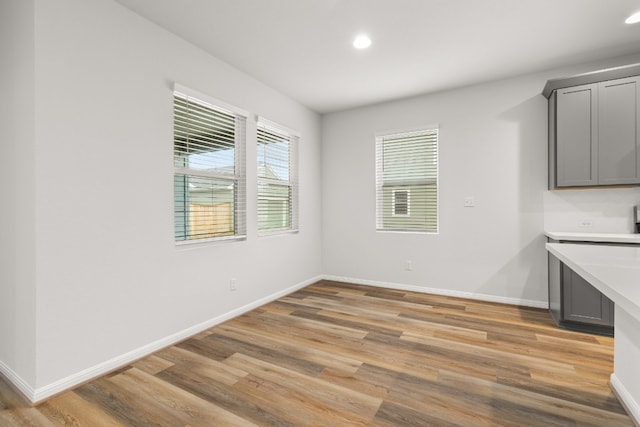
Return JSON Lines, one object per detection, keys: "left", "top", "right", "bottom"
{"left": 404, "top": 260, "right": 413, "bottom": 271}
{"left": 230, "top": 278, "right": 237, "bottom": 291}
{"left": 578, "top": 220, "right": 594, "bottom": 228}
{"left": 464, "top": 196, "right": 475, "bottom": 207}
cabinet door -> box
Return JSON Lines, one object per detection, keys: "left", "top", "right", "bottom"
{"left": 556, "top": 84, "right": 598, "bottom": 187}
{"left": 562, "top": 264, "right": 613, "bottom": 326}
{"left": 598, "top": 77, "right": 640, "bottom": 185}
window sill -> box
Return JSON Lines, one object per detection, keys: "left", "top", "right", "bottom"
{"left": 258, "top": 229, "right": 299, "bottom": 238}
{"left": 175, "top": 235, "right": 247, "bottom": 248}
{"left": 376, "top": 229, "right": 439, "bottom": 235}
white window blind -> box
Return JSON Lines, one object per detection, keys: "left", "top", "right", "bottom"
{"left": 376, "top": 128, "right": 438, "bottom": 233}
{"left": 173, "top": 85, "right": 247, "bottom": 242}
{"left": 257, "top": 118, "right": 298, "bottom": 234}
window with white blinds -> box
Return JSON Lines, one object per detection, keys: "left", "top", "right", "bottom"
{"left": 173, "top": 84, "right": 247, "bottom": 242}
{"left": 376, "top": 127, "right": 438, "bottom": 233}
{"left": 257, "top": 118, "right": 298, "bottom": 234}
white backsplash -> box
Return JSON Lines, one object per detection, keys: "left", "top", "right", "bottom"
{"left": 544, "top": 187, "right": 640, "bottom": 233}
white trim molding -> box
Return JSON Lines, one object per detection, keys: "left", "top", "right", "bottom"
{"left": 322, "top": 275, "right": 549, "bottom": 309}
{"left": 0, "top": 360, "right": 35, "bottom": 403}
{"left": 4, "top": 273, "right": 550, "bottom": 404}
{"left": 25, "top": 275, "right": 322, "bottom": 404}
{"left": 611, "top": 373, "right": 640, "bottom": 427}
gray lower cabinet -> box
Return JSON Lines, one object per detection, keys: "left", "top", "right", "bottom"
{"left": 562, "top": 264, "right": 614, "bottom": 326}
{"left": 548, "top": 251, "right": 614, "bottom": 336}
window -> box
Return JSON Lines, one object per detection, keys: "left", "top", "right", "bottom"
{"left": 257, "top": 117, "right": 298, "bottom": 234}
{"left": 376, "top": 127, "right": 438, "bottom": 232}
{"left": 392, "top": 189, "right": 410, "bottom": 216}
{"left": 173, "top": 84, "right": 247, "bottom": 242}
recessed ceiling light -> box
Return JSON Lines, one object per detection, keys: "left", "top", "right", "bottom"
{"left": 353, "top": 34, "right": 372, "bottom": 49}
{"left": 625, "top": 11, "right": 640, "bottom": 24}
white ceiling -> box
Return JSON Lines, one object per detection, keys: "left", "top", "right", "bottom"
{"left": 115, "top": 0, "right": 640, "bottom": 113}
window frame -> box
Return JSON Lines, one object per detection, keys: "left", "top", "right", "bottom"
{"left": 375, "top": 126, "right": 439, "bottom": 234}
{"left": 173, "top": 83, "right": 248, "bottom": 245}
{"left": 256, "top": 116, "right": 299, "bottom": 236}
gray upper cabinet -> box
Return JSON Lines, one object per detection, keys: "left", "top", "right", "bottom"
{"left": 545, "top": 64, "right": 640, "bottom": 188}
{"left": 556, "top": 84, "right": 598, "bottom": 187}
{"left": 598, "top": 77, "right": 640, "bottom": 185}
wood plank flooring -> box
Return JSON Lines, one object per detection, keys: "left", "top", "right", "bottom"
{"left": 0, "top": 280, "right": 634, "bottom": 426}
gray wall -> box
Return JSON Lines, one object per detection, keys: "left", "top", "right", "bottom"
{"left": 322, "top": 72, "right": 550, "bottom": 305}
{"left": 321, "top": 51, "right": 640, "bottom": 308}
{"left": 0, "top": 0, "right": 37, "bottom": 387}
{"left": 6, "top": 0, "right": 323, "bottom": 395}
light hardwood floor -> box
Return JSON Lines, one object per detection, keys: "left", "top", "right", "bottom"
{"left": 0, "top": 280, "right": 634, "bottom": 426}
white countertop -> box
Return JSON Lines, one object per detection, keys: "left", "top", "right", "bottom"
{"left": 546, "top": 243, "right": 640, "bottom": 321}
{"left": 545, "top": 231, "right": 640, "bottom": 244}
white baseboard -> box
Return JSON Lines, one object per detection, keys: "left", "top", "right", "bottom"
{"left": 611, "top": 373, "right": 640, "bottom": 427}
{"left": 0, "top": 360, "right": 36, "bottom": 403}
{"left": 3, "top": 273, "right": 548, "bottom": 404}
{"left": 321, "top": 275, "right": 549, "bottom": 309}
{"left": 16, "top": 275, "right": 321, "bottom": 404}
